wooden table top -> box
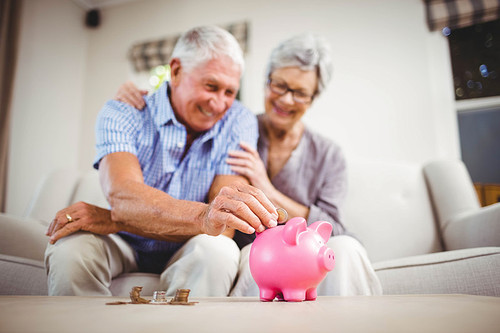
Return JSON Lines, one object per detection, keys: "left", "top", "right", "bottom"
{"left": 1, "top": 295, "right": 499, "bottom": 333}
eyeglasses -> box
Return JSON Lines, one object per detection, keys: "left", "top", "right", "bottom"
{"left": 267, "top": 78, "right": 315, "bottom": 104}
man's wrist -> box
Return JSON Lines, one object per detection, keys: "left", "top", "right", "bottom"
{"left": 195, "top": 202, "right": 210, "bottom": 235}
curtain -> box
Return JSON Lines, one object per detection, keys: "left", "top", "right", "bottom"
{"left": 425, "top": 0, "right": 500, "bottom": 31}
{"left": 129, "top": 21, "right": 249, "bottom": 72}
{"left": 0, "top": 0, "right": 22, "bottom": 212}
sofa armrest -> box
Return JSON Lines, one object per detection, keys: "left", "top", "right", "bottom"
{"left": 443, "top": 202, "right": 500, "bottom": 251}
{"left": 424, "top": 160, "right": 480, "bottom": 230}
{"left": 0, "top": 213, "right": 49, "bottom": 261}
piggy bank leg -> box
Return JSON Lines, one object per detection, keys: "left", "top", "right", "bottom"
{"left": 259, "top": 288, "right": 278, "bottom": 302}
{"left": 305, "top": 288, "right": 317, "bottom": 301}
{"left": 282, "top": 289, "right": 306, "bottom": 302}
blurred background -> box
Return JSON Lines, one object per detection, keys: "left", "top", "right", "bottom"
{"left": 2, "top": 0, "right": 499, "bottom": 215}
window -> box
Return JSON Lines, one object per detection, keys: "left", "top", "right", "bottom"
{"left": 447, "top": 19, "right": 500, "bottom": 100}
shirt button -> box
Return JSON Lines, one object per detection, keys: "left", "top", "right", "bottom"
{"left": 177, "top": 141, "right": 184, "bottom": 148}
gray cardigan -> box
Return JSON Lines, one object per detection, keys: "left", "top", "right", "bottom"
{"left": 233, "top": 114, "right": 347, "bottom": 249}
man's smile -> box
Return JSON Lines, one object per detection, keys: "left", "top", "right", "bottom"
{"left": 199, "top": 106, "right": 215, "bottom": 117}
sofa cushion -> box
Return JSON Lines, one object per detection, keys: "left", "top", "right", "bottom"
{"left": 374, "top": 247, "right": 500, "bottom": 296}
{"left": 0, "top": 254, "right": 47, "bottom": 295}
{"left": 343, "top": 159, "right": 443, "bottom": 262}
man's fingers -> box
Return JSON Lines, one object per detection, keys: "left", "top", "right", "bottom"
{"left": 204, "top": 183, "right": 278, "bottom": 236}
{"left": 47, "top": 209, "right": 79, "bottom": 237}
{"left": 219, "top": 197, "right": 267, "bottom": 232}
{"left": 46, "top": 214, "right": 58, "bottom": 235}
{"left": 220, "top": 183, "right": 277, "bottom": 229}
{"left": 46, "top": 220, "right": 55, "bottom": 236}
{"left": 224, "top": 214, "right": 256, "bottom": 234}
{"left": 234, "top": 182, "right": 277, "bottom": 219}
{"left": 46, "top": 213, "right": 65, "bottom": 236}
{"left": 49, "top": 222, "right": 80, "bottom": 244}
{"left": 216, "top": 209, "right": 256, "bottom": 234}
{"left": 203, "top": 205, "right": 254, "bottom": 235}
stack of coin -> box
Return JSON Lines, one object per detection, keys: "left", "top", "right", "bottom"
{"left": 171, "top": 289, "right": 191, "bottom": 303}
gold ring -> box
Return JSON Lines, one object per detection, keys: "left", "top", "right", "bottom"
{"left": 66, "top": 214, "right": 73, "bottom": 223}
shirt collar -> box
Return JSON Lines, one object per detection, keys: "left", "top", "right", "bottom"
{"left": 148, "top": 82, "right": 178, "bottom": 129}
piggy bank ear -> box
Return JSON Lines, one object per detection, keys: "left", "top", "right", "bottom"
{"left": 283, "top": 217, "right": 307, "bottom": 245}
{"left": 309, "top": 221, "right": 333, "bottom": 242}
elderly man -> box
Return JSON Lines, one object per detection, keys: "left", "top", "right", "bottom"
{"left": 45, "top": 25, "right": 278, "bottom": 297}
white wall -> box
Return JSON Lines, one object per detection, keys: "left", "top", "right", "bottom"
{"left": 80, "top": 0, "right": 459, "bottom": 164}
{"left": 6, "top": 0, "right": 459, "bottom": 215}
{"left": 7, "top": 0, "right": 88, "bottom": 214}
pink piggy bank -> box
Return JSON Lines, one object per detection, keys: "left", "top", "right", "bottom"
{"left": 249, "top": 217, "right": 335, "bottom": 302}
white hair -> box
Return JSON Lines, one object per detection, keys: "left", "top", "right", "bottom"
{"left": 266, "top": 33, "right": 333, "bottom": 96}
{"left": 171, "top": 25, "right": 244, "bottom": 74}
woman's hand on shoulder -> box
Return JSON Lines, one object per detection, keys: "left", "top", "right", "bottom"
{"left": 115, "top": 80, "right": 148, "bottom": 110}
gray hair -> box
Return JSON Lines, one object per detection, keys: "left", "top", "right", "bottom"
{"left": 266, "top": 33, "right": 333, "bottom": 96}
{"left": 171, "top": 25, "right": 244, "bottom": 74}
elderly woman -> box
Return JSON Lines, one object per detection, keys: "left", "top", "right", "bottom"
{"left": 227, "top": 34, "right": 382, "bottom": 296}
{"left": 116, "top": 34, "right": 382, "bottom": 296}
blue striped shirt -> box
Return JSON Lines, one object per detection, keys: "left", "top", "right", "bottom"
{"left": 93, "top": 82, "right": 258, "bottom": 273}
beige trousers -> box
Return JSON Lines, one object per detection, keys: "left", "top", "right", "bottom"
{"left": 45, "top": 232, "right": 240, "bottom": 297}
{"left": 230, "top": 235, "right": 383, "bottom": 296}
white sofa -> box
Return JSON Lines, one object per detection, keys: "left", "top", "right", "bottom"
{"left": 1, "top": 159, "right": 499, "bottom": 296}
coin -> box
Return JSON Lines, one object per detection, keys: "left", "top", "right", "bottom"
{"left": 171, "top": 289, "right": 190, "bottom": 303}
{"left": 169, "top": 289, "right": 198, "bottom": 305}
{"left": 152, "top": 290, "right": 167, "bottom": 303}
{"left": 276, "top": 208, "right": 288, "bottom": 223}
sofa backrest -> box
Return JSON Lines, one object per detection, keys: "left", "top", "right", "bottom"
{"left": 26, "top": 160, "right": 447, "bottom": 264}
{"left": 25, "top": 169, "right": 82, "bottom": 224}
{"left": 342, "top": 158, "right": 443, "bottom": 263}
{"left": 70, "top": 170, "right": 108, "bottom": 209}
{"left": 25, "top": 169, "right": 108, "bottom": 225}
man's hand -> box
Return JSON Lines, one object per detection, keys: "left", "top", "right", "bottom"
{"left": 46, "top": 202, "right": 119, "bottom": 244}
{"left": 201, "top": 182, "right": 278, "bottom": 236}
{"left": 115, "top": 80, "right": 148, "bottom": 110}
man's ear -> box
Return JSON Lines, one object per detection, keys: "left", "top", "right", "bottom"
{"left": 169, "top": 58, "right": 182, "bottom": 86}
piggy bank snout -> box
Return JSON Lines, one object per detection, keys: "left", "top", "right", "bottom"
{"left": 318, "top": 246, "right": 335, "bottom": 271}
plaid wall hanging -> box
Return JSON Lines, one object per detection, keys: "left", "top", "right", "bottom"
{"left": 424, "top": 0, "right": 500, "bottom": 31}
{"left": 129, "top": 21, "right": 249, "bottom": 72}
